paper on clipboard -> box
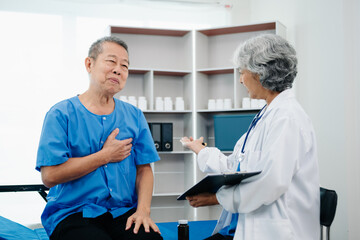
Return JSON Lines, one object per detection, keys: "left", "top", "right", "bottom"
{"left": 177, "top": 171, "right": 261, "bottom": 200}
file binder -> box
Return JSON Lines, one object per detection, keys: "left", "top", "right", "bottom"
{"left": 149, "top": 122, "right": 162, "bottom": 151}
{"left": 161, "top": 123, "right": 173, "bottom": 151}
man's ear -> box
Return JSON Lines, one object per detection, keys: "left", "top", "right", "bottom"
{"left": 85, "top": 57, "right": 92, "bottom": 73}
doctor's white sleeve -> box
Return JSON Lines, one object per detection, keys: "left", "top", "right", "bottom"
{"left": 197, "top": 145, "right": 240, "bottom": 173}
{"left": 216, "top": 116, "right": 311, "bottom": 213}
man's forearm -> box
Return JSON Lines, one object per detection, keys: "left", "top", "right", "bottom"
{"left": 136, "top": 164, "right": 154, "bottom": 213}
{"left": 41, "top": 150, "right": 109, "bottom": 188}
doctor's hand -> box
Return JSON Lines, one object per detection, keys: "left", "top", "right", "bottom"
{"left": 186, "top": 193, "right": 219, "bottom": 208}
{"left": 102, "top": 128, "right": 133, "bottom": 163}
{"left": 180, "top": 136, "right": 206, "bottom": 154}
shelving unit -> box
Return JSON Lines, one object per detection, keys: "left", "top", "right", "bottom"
{"left": 109, "top": 21, "right": 286, "bottom": 223}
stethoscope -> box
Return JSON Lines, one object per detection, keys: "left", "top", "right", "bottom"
{"left": 237, "top": 104, "right": 267, "bottom": 163}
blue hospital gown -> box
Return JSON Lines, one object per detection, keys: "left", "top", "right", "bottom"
{"left": 36, "top": 96, "right": 159, "bottom": 236}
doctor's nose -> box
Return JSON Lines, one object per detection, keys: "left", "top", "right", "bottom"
{"left": 239, "top": 77, "right": 243, "bottom": 84}
{"left": 239, "top": 72, "right": 243, "bottom": 84}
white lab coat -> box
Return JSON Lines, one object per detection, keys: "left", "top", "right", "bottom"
{"left": 197, "top": 89, "right": 320, "bottom": 240}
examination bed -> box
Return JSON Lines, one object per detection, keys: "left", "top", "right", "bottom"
{"left": 0, "top": 184, "right": 216, "bottom": 240}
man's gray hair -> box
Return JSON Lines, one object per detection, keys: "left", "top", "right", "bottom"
{"left": 88, "top": 36, "right": 128, "bottom": 60}
{"left": 233, "top": 34, "right": 297, "bottom": 92}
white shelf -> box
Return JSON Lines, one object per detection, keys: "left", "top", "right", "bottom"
{"left": 152, "top": 193, "right": 182, "bottom": 197}
{"left": 143, "top": 110, "right": 192, "bottom": 114}
{"left": 128, "top": 68, "right": 151, "bottom": 73}
{"left": 197, "top": 108, "right": 261, "bottom": 113}
{"left": 197, "top": 67, "right": 235, "bottom": 75}
{"left": 154, "top": 69, "right": 191, "bottom": 76}
{"left": 110, "top": 21, "right": 286, "bottom": 222}
{"left": 129, "top": 68, "right": 191, "bottom": 75}
{"left": 157, "top": 151, "right": 193, "bottom": 154}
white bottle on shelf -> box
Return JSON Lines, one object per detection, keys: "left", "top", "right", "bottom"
{"left": 155, "top": 97, "right": 164, "bottom": 111}
{"left": 258, "top": 99, "right": 267, "bottom": 108}
{"left": 250, "top": 99, "right": 259, "bottom": 109}
{"left": 175, "top": 97, "right": 185, "bottom": 111}
{"left": 138, "top": 96, "right": 147, "bottom": 111}
{"left": 119, "top": 95, "right": 128, "bottom": 103}
{"left": 208, "top": 99, "right": 216, "bottom": 110}
{"left": 223, "top": 98, "right": 232, "bottom": 109}
{"left": 242, "top": 97, "right": 250, "bottom": 109}
{"left": 216, "top": 98, "right": 224, "bottom": 110}
{"left": 164, "top": 97, "right": 173, "bottom": 111}
{"left": 128, "top": 96, "right": 137, "bottom": 107}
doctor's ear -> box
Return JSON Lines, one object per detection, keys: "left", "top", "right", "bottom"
{"left": 252, "top": 72, "right": 260, "bottom": 81}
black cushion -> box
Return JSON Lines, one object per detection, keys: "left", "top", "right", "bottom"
{"left": 320, "top": 187, "right": 338, "bottom": 227}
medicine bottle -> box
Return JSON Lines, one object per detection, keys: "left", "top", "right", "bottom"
{"left": 177, "top": 219, "right": 189, "bottom": 240}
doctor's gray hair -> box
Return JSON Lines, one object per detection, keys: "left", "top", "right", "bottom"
{"left": 88, "top": 36, "right": 128, "bottom": 61}
{"left": 233, "top": 34, "right": 297, "bottom": 92}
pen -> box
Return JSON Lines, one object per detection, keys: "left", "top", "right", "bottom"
{"left": 202, "top": 142, "right": 207, "bottom": 147}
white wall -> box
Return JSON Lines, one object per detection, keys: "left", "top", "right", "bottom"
{"left": 343, "top": 1, "right": 360, "bottom": 239}
{"left": 229, "top": 0, "right": 359, "bottom": 239}
{"left": 0, "top": 0, "right": 231, "bottom": 226}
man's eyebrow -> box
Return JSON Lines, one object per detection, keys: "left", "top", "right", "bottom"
{"left": 106, "top": 54, "right": 129, "bottom": 63}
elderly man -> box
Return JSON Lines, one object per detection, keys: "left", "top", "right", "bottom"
{"left": 36, "top": 36, "right": 163, "bottom": 240}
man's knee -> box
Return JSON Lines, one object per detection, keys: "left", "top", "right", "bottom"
{"left": 130, "top": 229, "right": 163, "bottom": 240}
{"left": 139, "top": 232, "right": 163, "bottom": 240}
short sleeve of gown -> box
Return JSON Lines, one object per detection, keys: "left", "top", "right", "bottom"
{"left": 133, "top": 110, "right": 160, "bottom": 166}
{"left": 36, "top": 107, "right": 70, "bottom": 171}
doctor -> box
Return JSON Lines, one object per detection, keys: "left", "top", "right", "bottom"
{"left": 181, "top": 34, "right": 320, "bottom": 240}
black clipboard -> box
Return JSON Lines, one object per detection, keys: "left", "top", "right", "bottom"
{"left": 177, "top": 171, "right": 261, "bottom": 200}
